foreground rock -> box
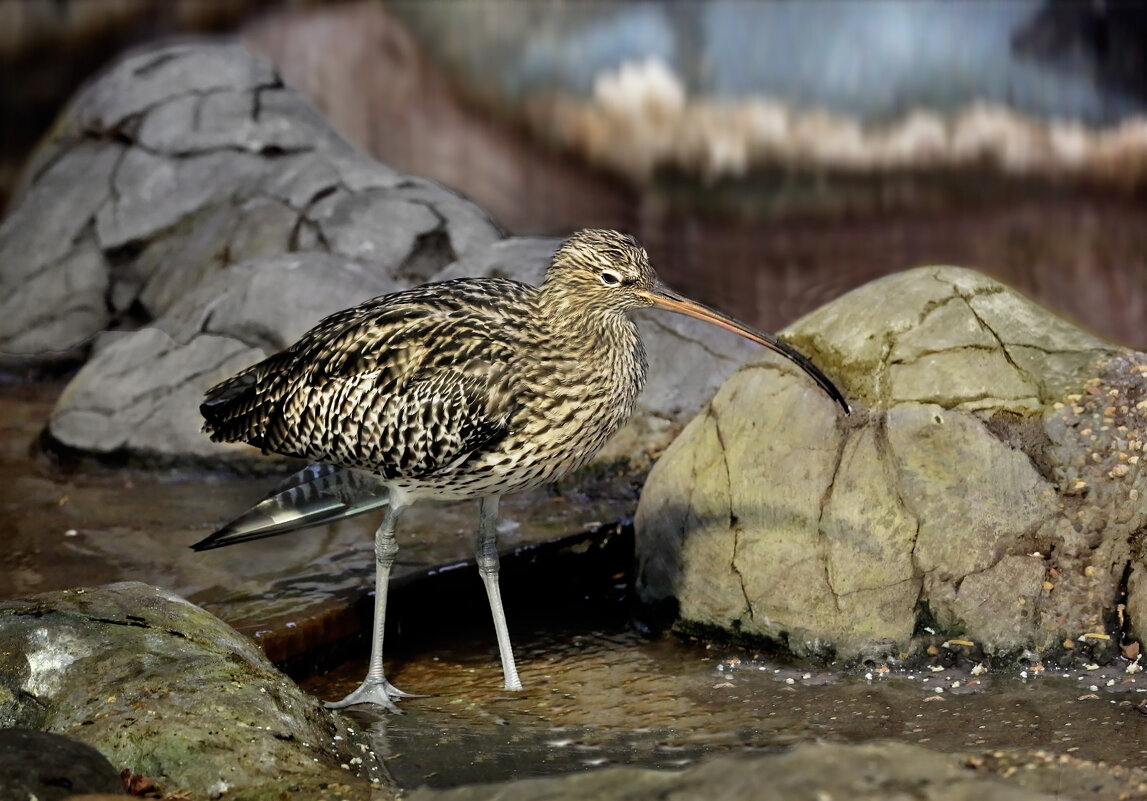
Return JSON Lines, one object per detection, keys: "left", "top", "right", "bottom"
{"left": 637, "top": 266, "right": 1146, "bottom": 662}
{"left": 406, "top": 741, "right": 1075, "bottom": 801}
{"left": 0, "top": 582, "right": 387, "bottom": 800}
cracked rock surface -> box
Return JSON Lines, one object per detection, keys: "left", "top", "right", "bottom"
{"left": 636, "top": 266, "right": 1147, "bottom": 662}
{"left": 0, "top": 39, "right": 500, "bottom": 367}
{"left": 0, "top": 582, "right": 387, "bottom": 800}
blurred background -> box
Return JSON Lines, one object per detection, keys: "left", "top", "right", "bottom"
{"left": 2, "top": 0, "right": 1146, "bottom": 343}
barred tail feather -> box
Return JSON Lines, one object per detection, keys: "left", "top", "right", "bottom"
{"left": 191, "top": 463, "right": 389, "bottom": 550}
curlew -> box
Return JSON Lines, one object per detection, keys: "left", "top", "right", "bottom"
{"left": 192, "top": 229, "right": 849, "bottom": 711}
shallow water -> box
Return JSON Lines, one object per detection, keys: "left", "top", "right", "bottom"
{"left": 3, "top": 381, "right": 1146, "bottom": 793}
{"left": 308, "top": 574, "right": 1147, "bottom": 789}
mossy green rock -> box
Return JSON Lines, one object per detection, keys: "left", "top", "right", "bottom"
{"left": 0, "top": 582, "right": 388, "bottom": 800}
{"left": 637, "top": 266, "right": 1147, "bottom": 660}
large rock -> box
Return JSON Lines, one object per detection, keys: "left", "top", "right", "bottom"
{"left": 0, "top": 39, "right": 500, "bottom": 367}
{"left": 0, "top": 582, "right": 388, "bottom": 800}
{"left": 637, "top": 266, "right": 1147, "bottom": 661}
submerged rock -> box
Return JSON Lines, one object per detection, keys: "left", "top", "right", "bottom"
{"left": 637, "top": 266, "right": 1147, "bottom": 662}
{"left": 0, "top": 728, "right": 126, "bottom": 800}
{"left": 0, "top": 582, "right": 387, "bottom": 799}
{"left": 406, "top": 740, "right": 1067, "bottom": 801}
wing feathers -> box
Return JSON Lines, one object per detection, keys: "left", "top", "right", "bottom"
{"left": 201, "top": 278, "right": 532, "bottom": 478}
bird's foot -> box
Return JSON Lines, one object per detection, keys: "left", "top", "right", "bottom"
{"left": 324, "top": 678, "right": 421, "bottom": 712}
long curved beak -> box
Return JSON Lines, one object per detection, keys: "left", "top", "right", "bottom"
{"left": 639, "top": 281, "right": 850, "bottom": 415}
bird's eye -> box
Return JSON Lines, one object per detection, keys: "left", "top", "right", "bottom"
{"left": 600, "top": 270, "right": 622, "bottom": 286}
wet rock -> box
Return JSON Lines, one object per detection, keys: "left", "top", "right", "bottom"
{"left": 0, "top": 39, "right": 500, "bottom": 368}
{"left": 0, "top": 581, "right": 388, "bottom": 799}
{"left": 637, "top": 266, "right": 1147, "bottom": 660}
{"left": 1129, "top": 566, "right": 1147, "bottom": 647}
{"left": 405, "top": 740, "right": 1061, "bottom": 801}
{"left": 0, "top": 728, "right": 126, "bottom": 799}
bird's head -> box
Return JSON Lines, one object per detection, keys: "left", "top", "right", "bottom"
{"left": 542, "top": 229, "right": 851, "bottom": 415}
{"left": 542, "top": 229, "right": 658, "bottom": 315}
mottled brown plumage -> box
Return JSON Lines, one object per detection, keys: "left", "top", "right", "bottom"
{"left": 194, "top": 229, "right": 848, "bottom": 711}
{"left": 202, "top": 233, "right": 655, "bottom": 501}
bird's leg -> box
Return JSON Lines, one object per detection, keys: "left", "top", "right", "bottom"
{"left": 326, "top": 502, "right": 414, "bottom": 711}
{"left": 476, "top": 495, "right": 522, "bottom": 691}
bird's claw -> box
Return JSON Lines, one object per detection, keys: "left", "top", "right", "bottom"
{"left": 324, "top": 678, "right": 421, "bottom": 712}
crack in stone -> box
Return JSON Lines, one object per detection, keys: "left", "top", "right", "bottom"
{"left": 891, "top": 341, "right": 1099, "bottom": 366}
{"left": 251, "top": 78, "right": 286, "bottom": 123}
{"left": 874, "top": 412, "right": 925, "bottom": 582}
{"left": 646, "top": 316, "right": 743, "bottom": 363}
{"left": 1, "top": 297, "right": 105, "bottom": 358}
{"left": 285, "top": 183, "right": 342, "bottom": 252}
{"left": 80, "top": 97, "right": 317, "bottom": 162}
{"left": 910, "top": 391, "right": 1042, "bottom": 408}
{"left": 131, "top": 51, "right": 180, "bottom": 78}
{"left": 913, "top": 292, "right": 963, "bottom": 327}
{"left": 299, "top": 218, "right": 334, "bottom": 254}
{"left": 876, "top": 330, "right": 895, "bottom": 408}
{"left": 709, "top": 401, "right": 754, "bottom": 623}
{"left": 288, "top": 183, "right": 346, "bottom": 254}
{"left": 394, "top": 201, "right": 457, "bottom": 283}
{"left": 818, "top": 426, "right": 848, "bottom": 613}
{"left": 191, "top": 90, "right": 206, "bottom": 133}
{"left": 82, "top": 613, "right": 191, "bottom": 641}
{"left": 930, "top": 276, "right": 1046, "bottom": 402}
{"left": 889, "top": 342, "right": 1020, "bottom": 365}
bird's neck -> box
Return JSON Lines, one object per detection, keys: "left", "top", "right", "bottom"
{"left": 537, "top": 291, "right": 634, "bottom": 355}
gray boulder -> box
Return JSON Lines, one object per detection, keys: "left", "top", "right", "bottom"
{"left": 0, "top": 39, "right": 500, "bottom": 367}
{"left": 49, "top": 252, "right": 400, "bottom": 462}
{"left": 0, "top": 581, "right": 388, "bottom": 799}
{"left": 637, "top": 266, "right": 1147, "bottom": 661}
